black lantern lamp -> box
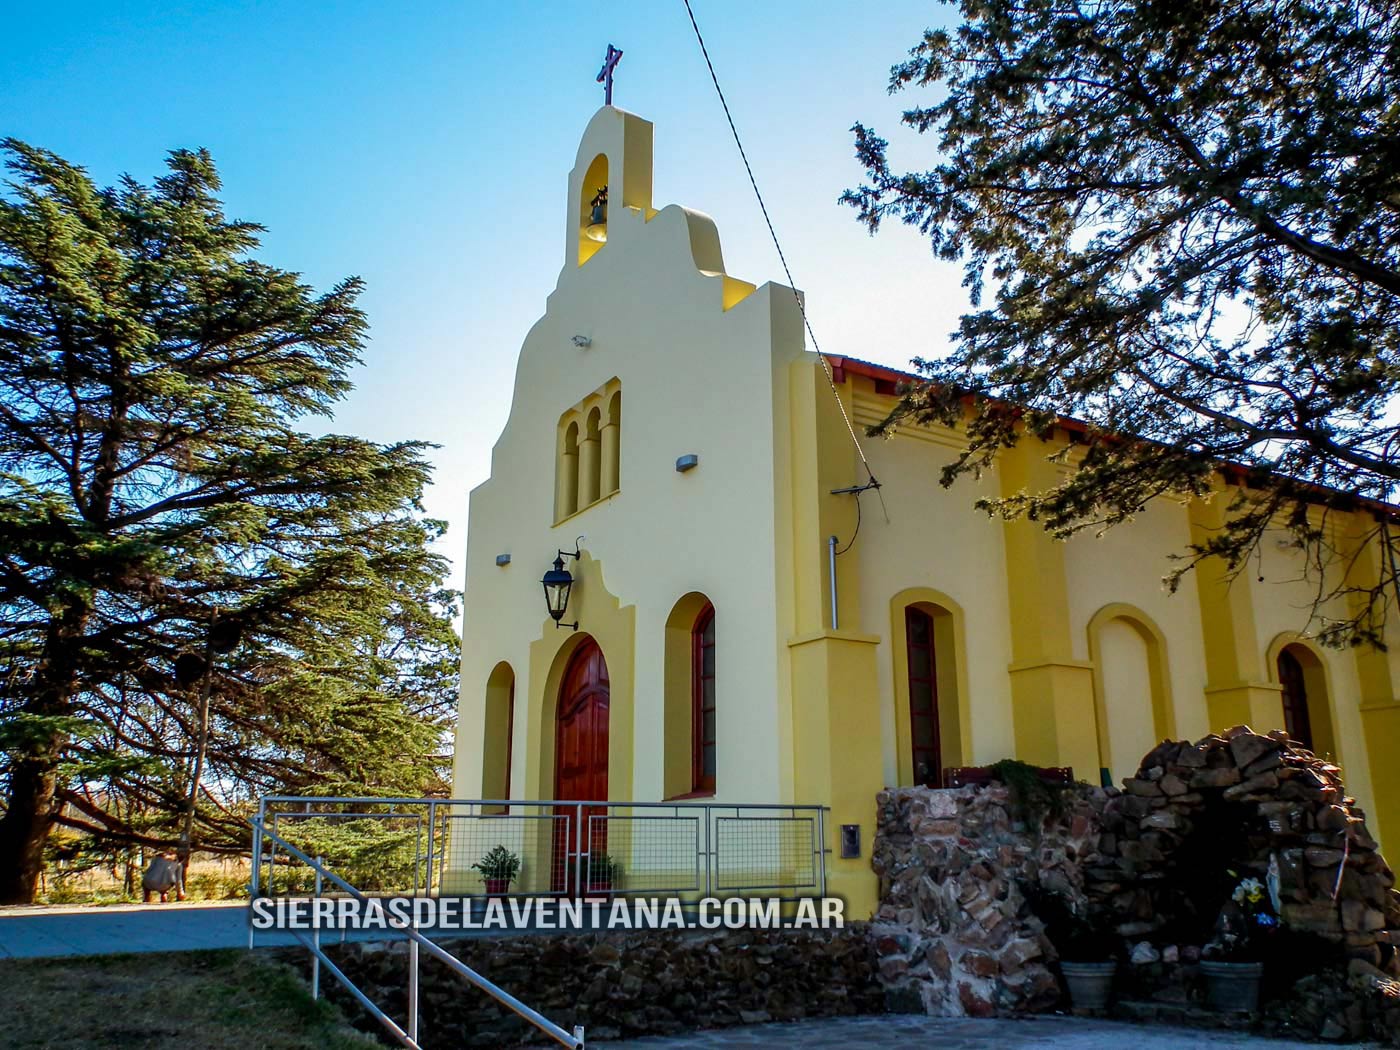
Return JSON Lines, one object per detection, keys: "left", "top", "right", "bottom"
{"left": 584, "top": 186, "right": 608, "bottom": 243}
{"left": 542, "top": 543, "right": 583, "bottom": 630}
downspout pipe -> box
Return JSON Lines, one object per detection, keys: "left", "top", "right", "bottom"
{"left": 829, "top": 534, "right": 839, "bottom": 631}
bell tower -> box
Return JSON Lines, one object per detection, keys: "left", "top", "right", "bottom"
{"left": 565, "top": 108, "right": 654, "bottom": 269}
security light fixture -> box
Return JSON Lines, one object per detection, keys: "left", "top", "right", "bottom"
{"left": 571, "top": 335, "right": 592, "bottom": 349}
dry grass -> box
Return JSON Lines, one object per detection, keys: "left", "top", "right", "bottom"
{"left": 40, "top": 856, "right": 250, "bottom": 906}
{"left": 0, "top": 949, "right": 380, "bottom": 1049}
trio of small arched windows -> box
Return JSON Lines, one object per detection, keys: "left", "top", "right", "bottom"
{"left": 556, "top": 385, "right": 622, "bottom": 522}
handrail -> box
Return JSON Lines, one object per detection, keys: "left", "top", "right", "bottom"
{"left": 294, "top": 932, "right": 420, "bottom": 1049}
{"left": 256, "top": 820, "right": 585, "bottom": 1050}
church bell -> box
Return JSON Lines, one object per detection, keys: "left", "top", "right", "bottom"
{"left": 584, "top": 186, "right": 608, "bottom": 243}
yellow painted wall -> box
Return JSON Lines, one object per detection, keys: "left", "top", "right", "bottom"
{"left": 455, "top": 105, "right": 1399, "bottom": 907}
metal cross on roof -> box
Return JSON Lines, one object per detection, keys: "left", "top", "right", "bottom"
{"left": 597, "top": 44, "right": 623, "bottom": 106}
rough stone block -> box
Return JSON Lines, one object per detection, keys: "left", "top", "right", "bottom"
{"left": 1190, "top": 767, "right": 1242, "bottom": 789}
{"left": 1229, "top": 732, "right": 1280, "bottom": 770}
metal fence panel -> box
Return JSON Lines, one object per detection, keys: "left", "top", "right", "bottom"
{"left": 254, "top": 796, "right": 828, "bottom": 901}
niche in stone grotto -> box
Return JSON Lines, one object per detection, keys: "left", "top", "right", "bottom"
{"left": 1154, "top": 797, "right": 1260, "bottom": 945}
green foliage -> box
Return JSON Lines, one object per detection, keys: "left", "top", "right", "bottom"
{"left": 276, "top": 815, "right": 424, "bottom": 892}
{"left": 988, "top": 758, "right": 1071, "bottom": 826}
{"left": 471, "top": 845, "right": 521, "bottom": 883}
{"left": 590, "top": 853, "right": 624, "bottom": 882}
{"left": 0, "top": 139, "right": 459, "bottom": 901}
{"left": 846, "top": 0, "right": 1400, "bottom": 648}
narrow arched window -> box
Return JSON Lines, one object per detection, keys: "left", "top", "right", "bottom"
{"left": 603, "top": 391, "right": 621, "bottom": 496}
{"left": 1278, "top": 647, "right": 1315, "bottom": 751}
{"left": 906, "top": 606, "right": 941, "bottom": 788}
{"left": 581, "top": 407, "right": 602, "bottom": 507}
{"left": 557, "top": 421, "right": 580, "bottom": 521}
{"left": 692, "top": 603, "right": 716, "bottom": 792}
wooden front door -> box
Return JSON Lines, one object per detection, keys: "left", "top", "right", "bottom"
{"left": 554, "top": 639, "right": 609, "bottom": 890}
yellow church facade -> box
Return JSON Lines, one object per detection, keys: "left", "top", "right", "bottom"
{"left": 452, "top": 106, "right": 1400, "bottom": 915}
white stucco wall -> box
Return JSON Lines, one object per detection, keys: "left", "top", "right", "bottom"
{"left": 453, "top": 108, "right": 806, "bottom": 808}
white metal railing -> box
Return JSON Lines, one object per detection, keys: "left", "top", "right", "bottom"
{"left": 252, "top": 796, "right": 828, "bottom": 902}
{"left": 254, "top": 821, "right": 585, "bottom": 1050}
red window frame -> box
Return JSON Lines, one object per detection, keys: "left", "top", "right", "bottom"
{"left": 691, "top": 602, "right": 716, "bottom": 793}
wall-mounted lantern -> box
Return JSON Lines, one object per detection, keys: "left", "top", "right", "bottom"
{"left": 542, "top": 542, "right": 583, "bottom": 630}
{"left": 584, "top": 186, "right": 608, "bottom": 243}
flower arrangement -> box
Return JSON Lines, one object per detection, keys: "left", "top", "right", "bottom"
{"left": 1204, "top": 872, "right": 1279, "bottom": 962}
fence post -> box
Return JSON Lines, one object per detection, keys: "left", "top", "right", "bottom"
{"left": 702, "top": 804, "right": 712, "bottom": 898}
{"left": 573, "top": 803, "right": 584, "bottom": 898}
{"left": 425, "top": 800, "right": 437, "bottom": 896}
{"left": 408, "top": 935, "right": 420, "bottom": 1043}
{"left": 249, "top": 813, "right": 262, "bottom": 949}
{"left": 269, "top": 813, "right": 279, "bottom": 897}
{"left": 312, "top": 856, "right": 323, "bottom": 1001}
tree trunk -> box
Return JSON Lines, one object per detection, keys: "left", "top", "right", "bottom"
{"left": 0, "top": 747, "right": 63, "bottom": 904}
{"left": 0, "top": 613, "right": 88, "bottom": 904}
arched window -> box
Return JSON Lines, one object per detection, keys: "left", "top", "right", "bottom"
{"left": 891, "top": 591, "right": 966, "bottom": 790}
{"left": 603, "top": 391, "right": 621, "bottom": 496}
{"left": 692, "top": 603, "right": 716, "bottom": 793}
{"left": 905, "top": 606, "right": 941, "bottom": 788}
{"left": 1278, "top": 649, "right": 1313, "bottom": 749}
{"left": 483, "top": 662, "right": 515, "bottom": 810}
{"left": 556, "top": 422, "right": 580, "bottom": 520}
{"left": 1274, "top": 641, "right": 1336, "bottom": 757}
{"left": 582, "top": 407, "right": 602, "bottom": 507}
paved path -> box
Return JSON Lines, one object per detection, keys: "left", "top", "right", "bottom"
{"left": 0, "top": 901, "right": 402, "bottom": 958}
{"left": 596, "top": 1014, "right": 1380, "bottom": 1049}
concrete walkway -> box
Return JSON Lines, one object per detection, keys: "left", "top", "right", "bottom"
{"left": 0, "top": 901, "right": 396, "bottom": 958}
{"left": 596, "top": 1014, "right": 1381, "bottom": 1049}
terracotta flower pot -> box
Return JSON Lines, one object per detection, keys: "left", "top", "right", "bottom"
{"left": 483, "top": 877, "right": 511, "bottom": 896}
{"left": 1200, "top": 960, "right": 1264, "bottom": 1013}
{"left": 1061, "top": 960, "right": 1117, "bottom": 1012}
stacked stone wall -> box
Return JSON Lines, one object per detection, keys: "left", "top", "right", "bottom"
{"left": 872, "top": 728, "right": 1400, "bottom": 1033}
{"left": 870, "top": 781, "right": 1103, "bottom": 1015}
{"left": 317, "top": 927, "right": 882, "bottom": 1047}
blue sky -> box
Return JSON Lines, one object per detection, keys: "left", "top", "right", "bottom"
{"left": 1, "top": 1, "right": 965, "bottom": 595}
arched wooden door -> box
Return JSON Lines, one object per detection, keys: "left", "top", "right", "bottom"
{"left": 554, "top": 639, "right": 609, "bottom": 890}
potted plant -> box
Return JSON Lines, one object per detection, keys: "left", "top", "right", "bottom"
{"left": 471, "top": 845, "right": 521, "bottom": 896}
{"left": 1029, "top": 884, "right": 1120, "bottom": 1011}
{"left": 587, "top": 853, "right": 623, "bottom": 893}
{"left": 1058, "top": 916, "right": 1121, "bottom": 1012}
{"left": 1200, "top": 874, "right": 1276, "bottom": 1013}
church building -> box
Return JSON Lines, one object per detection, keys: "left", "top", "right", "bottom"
{"left": 451, "top": 105, "right": 1400, "bottom": 914}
